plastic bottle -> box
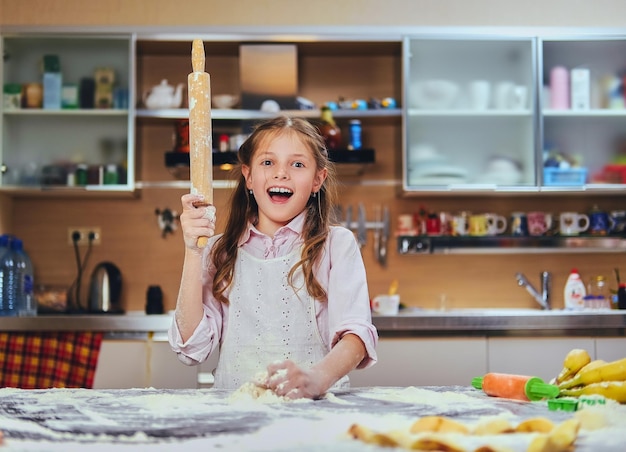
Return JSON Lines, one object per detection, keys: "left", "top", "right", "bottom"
{"left": 1, "top": 236, "right": 18, "bottom": 316}
{"left": 564, "top": 268, "right": 586, "bottom": 311}
{"left": 0, "top": 234, "right": 11, "bottom": 315}
{"left": 618, "top": 283, "right": 626, "bottom": 310}
{"left": 348, "top": 119, "right": 362, "bottom": 150}
{"left": 472, "top": 373, "right": 559, "bottom": 402}
{"left": 12, "top": 239, "right": 36, "bottom": 316}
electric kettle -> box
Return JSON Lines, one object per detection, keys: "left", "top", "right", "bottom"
{"left": 88, "top": 262, "right": 123, "bottom": 314}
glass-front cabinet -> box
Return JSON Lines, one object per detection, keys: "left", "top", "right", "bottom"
{"left": 0, "top": 33, "right": 134, "bottom": 194}
{"left": 540, "top": 36, "right": 626, "bottom": 191}
{"left": 403, "top": 36, "right": 537, "bottom": 193}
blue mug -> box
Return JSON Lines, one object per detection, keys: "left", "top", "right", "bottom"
{"left": 510, "top": 212, "right": 528, "bottom": 236}
{"left": 609, "top": 210, "right": 626, "bottom": 235}
{"left": 589, "top": 209, "right": 610, "bottom": 236}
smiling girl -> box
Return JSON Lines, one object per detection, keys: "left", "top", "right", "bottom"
{"left": 169, "top": 116, "right": 378, "bottom": 399}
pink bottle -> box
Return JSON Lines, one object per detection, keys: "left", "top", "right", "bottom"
{"left": 550, "top": 66, "right": 570, "bottom": 110}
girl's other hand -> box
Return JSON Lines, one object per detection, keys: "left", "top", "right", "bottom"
{"left": 179, "top": 194, "right": 216, "bottom": 254}
{"left": 265, "top": 360, "right": 327, "bottom": 400}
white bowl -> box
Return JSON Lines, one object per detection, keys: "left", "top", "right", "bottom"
{"left": 411, "top": 80, "right": 459, "bottom": 110}
{"left": 212, "top": 94, "right": 239, "bottom": 109}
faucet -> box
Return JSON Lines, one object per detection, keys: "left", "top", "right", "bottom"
{"left": 516, "top": 271, "right": 551, "bottom": 310}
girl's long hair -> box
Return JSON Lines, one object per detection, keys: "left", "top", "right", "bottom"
{"left": 211, "top": 116, "right": 338, "bottom": 304}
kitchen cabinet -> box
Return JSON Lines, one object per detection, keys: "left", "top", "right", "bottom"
{"left": 0, "top": 33, "right": 135, "bottom": 195}
{"left": 595, "top": 337, "right": 626, "bottom": 362}
{"left": 93, "top": 335, "right": 197, "bottom": 389}
{"left": 540, "top": 37, "right": 626, "bottom": 191}
{"left": 403, "top": 36, "right": 537, "bottom": 193}
{"left": 134, "top": 36, "right": 401, "bottom": 187}
{"left": 348, "top": 337, "right": 488, "bottom": 387}
{"left": 402, "top": 34, "right": 626, "bottom": 195}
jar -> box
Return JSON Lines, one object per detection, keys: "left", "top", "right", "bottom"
{"left": 104, "top": 164, "right": 118, "bottom": 185}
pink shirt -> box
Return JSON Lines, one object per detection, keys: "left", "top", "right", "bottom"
{"left": 169, "top": 211, "right": 378, "bottom": 369}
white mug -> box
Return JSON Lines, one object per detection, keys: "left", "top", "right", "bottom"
{"left": 509, "top": 85, "right": 528, "bottom": 110}
{"left": 485, "top": 213, "right": 507, "bottom": 236}
{"left": 468, "top": 80, "right": 491, "bottom": 110}
{"left": 494, "top": 81, "right": 514, "bottom": 110}
{"left": 559, "top": 212, "right": 590, "bottom": 236}
{"left": 372, "top": 294, "right": 400, "bottom": 315}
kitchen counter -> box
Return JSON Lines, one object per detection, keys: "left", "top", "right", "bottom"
{"left": 1, "top": 386, "right": 625, "bottom": 451}
{"left": 0, "top": 310, "right": 625, "bottom": 337}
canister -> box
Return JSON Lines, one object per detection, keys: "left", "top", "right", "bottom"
{"left": 349, "top": 119, "right": 362, "bottom": 150}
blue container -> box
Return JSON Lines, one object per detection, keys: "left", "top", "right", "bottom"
{"left": 349, "top": 119, "right": 362, "bottom": 150}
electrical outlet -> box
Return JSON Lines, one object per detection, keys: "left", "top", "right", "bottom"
{"left": 67, "top": 227, "right": 101, "bottom": 246}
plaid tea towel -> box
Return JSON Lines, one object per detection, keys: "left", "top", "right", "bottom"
{"left": 0, "top": 332, "right": 103, "bottom": 388}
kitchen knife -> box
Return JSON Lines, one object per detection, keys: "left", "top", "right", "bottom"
{"left": 373, "top": 205, "right": 381, "bottom": 263}
{"left": 379, "top": 205, "right": 390, "bottom": 266}
{"left": 357, "top": 203, "right": 367, "bottom": 248}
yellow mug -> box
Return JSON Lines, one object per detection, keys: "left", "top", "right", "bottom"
{"left": 469, "top": 215, "right": 488, "bottom": 236}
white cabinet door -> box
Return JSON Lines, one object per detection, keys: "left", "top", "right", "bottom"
{"left": 595, "top": 337, "right": 626, "bottom": 362}
{"left": 93, "top": 337, "right": 198, "bottom": 389}
{"left": 93, "top": 339, "right": 148, "bottom": 389}
{"left": 349, "top": 337, "right": 487, "bottom": 387}
{"left": 404, "top": 37, "right": 536, "bottom": 192}
{"left": 487, "top": 337, "right": 596, "bottom": 382}
{"left": 149, "top": 339, "right": 198, "bottom": 389}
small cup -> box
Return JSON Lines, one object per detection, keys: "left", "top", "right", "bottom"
{"left": 451, "top": 213, "right": 469, "bottom": 236}
{"left": 468, "top": 80, "right": 491, "bottom": 110}
{"left": 397, "top": 214, "right": 417, "bottom": 236}
{"left": 469, "top": 214, "right": 488, "bottom": 236}
{"left": 527, "top": 211, "right": 553, "bottom": 236}
{"left": 589, "top": 209, "right": 610, "bottom": 236}
{"left": 425, "top": 215, "right": 441, "bottom": 236}
{"left": 510, "top": 212, "right": 528, "bottom": 236}
{"left": 509, "top": 85, "right": 528, "bottom": 110}
{"left": 559, "top": 212, "right": 590, "bottom": 236}
{"left": 485, "top": 213, "right": 507, "bottom": 236}
{"left": 372, "top": 294, "right": 400, "bottom": 316}
{"left": 609, "top": 210, "right": 626, "bottom": 235}
{"left": 494, "top": 81, "right": 514, "bottom": 110}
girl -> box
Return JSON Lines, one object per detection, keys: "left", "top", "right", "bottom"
{"left": 169, "top": 116, "right": 378, "bottom": 399}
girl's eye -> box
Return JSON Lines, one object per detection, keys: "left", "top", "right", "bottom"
{"left": 292, "top": 161, "right": 304, "bottom": 168}
{"left": 261, "top": 160, "right": 272, "bottom": 166}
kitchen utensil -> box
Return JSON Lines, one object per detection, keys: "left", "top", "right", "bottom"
{"left": 357, "top": 203, "right": 367, "bottom": 248}
{"left": 188, "top": 39, "right": 213, "bottom": 248}
{"left": 372, "top": 294, "right": 400, "bottom": 315}
{"left": 88, "top": 262, "right": 123, "bottom": 314}
{"left": 143, "top": 79, "right": 184, "bottom": 109}
{"left": 373, "top": 205, "right": 381, "bottom": 263}
{"left": 472, "top": 373, "right": 558, "bottom": 402}
{"left": 379, "top": 206, "right": 390, "bottom": 266}
{"left": 211, "top": 94, "right": 239, "bottom": 109}
{"left": 411, "top": 79, "right": 459, "bottom": 109}
{"left": 345, "top": 204, "right": 352, "bottom": 230}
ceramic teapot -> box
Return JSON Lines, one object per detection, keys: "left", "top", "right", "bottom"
{"left": 143, "top": 79, "right": 184, "bottom": 109}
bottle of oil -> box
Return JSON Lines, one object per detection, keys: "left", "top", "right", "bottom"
{"left": 319, "top": 106, "right": 342, "bottom": 150}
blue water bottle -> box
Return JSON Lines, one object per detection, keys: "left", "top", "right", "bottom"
{"left": 349, "top": 119, "right": 362, "bottom": 150}
{"left": 13, "top": 239, "right": 36, "bottom": 317}
{"left": 0, "top": 234, "right": 11, "bottom": 315}
{"left": 1, "top": 235, "right": 18, "bottom": 316}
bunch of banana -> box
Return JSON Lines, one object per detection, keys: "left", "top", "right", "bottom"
{"left": 555, "top": 349, "right": 626, "bottom": 403}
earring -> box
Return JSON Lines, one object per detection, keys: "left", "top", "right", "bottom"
{"left": 311, "top": 192, "right": 317, "bottom": 198}
{"left": 249, "top": 189, "right": 253, "bottom": 194}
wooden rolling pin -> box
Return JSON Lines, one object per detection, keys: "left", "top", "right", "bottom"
{"left": 188, "top": 39, "right": 213, "bottom": 247}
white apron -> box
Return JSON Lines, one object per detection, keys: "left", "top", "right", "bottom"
{"left": 213, "top": 247, "right": 349, "bottom": 390}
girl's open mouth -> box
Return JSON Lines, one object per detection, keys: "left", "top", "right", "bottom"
{"left": 268, "top": 187, "right": 293, "bottom": 201}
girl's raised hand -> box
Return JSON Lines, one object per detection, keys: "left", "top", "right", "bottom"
{"left": 179, "top": 193, "right": 217, "bottom": 253}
